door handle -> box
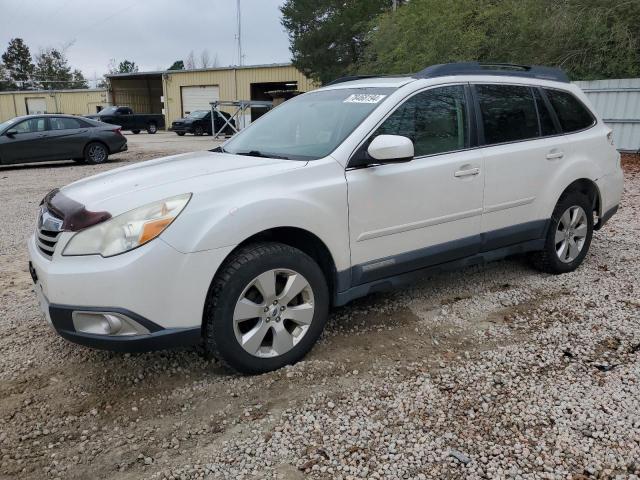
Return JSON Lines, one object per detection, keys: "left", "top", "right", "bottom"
{"left": 546, "top": 151, "right": 564, "bottom": 160}
{"left": 454, "top": 167, "right": 480, "bottom": 178}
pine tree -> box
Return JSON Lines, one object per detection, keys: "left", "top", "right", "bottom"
{"left": 34, "top": 48, "right": 73, "bottom": 89}
{"left": 1, "top": 38, "right": 34, "bottom": 89}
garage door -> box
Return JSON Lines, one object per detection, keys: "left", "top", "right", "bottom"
{"left": 26, "top": 97, "right": 47, "bottom": 114}
{"left": 181, "top": 86, "right": 219, "bottom": 116}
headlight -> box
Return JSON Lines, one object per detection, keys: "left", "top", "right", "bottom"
{"left": 63, "top": 194, "right": 191, "bottom": 257}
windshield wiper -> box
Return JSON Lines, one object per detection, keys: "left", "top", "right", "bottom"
{"left": 235, "top": 150, "right": 290, "bottom": 160}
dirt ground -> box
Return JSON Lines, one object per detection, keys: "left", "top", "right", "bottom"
{"left": 0, "top": 141, "right": 638, "bottom": 480}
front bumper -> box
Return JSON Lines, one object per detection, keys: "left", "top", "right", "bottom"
{"left": 48, "top": 303, "right": 201, "bottom": 352}
{"left": 170, "top": 124, "right": 194, "bottom": 133}
{"left": 28, "top": 233, "right": 235, "bottom": 352}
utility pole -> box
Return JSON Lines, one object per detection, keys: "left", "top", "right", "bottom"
{"left": 236, "top": 0, "right": 243, "bottom": 66}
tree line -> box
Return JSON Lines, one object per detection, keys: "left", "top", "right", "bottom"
{"left": 0, "top": 38, "right": 88, "bottom": 91}
{"left": 281, "top": 0, "right": 640, "bottom": 84}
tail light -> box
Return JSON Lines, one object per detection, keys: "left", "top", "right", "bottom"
{"left": 113, "top": 128, "right": 124, "bottom": 137}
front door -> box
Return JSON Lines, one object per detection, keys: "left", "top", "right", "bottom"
{"left": 0, "top": 117, "right": 49, "bottom": 164}
{"left": 346, "top": 84, "right": 484, "bottom": 286}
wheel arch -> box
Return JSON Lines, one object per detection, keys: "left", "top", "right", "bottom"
{"left": 214, "top": 226, "right": 340, "bottom": 304}
{"left": 557, "top": 178, "right": 602, "bottom": 223}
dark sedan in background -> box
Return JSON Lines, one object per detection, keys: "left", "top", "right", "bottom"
{"left": 0, "top": 114, "right": 127, "bottom": 166}
{"left": 170, "top": 109, "right": 236, "bottom": 136}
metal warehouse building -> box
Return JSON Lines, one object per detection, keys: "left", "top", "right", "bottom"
{"left": 0, "top": 89, "right": 108, "bottom": 122}
{"left": 107, "top": 63, "right": 317, "bottom": 126}
{"left": 0, "top": 63, "right": 316, "bottom": 126}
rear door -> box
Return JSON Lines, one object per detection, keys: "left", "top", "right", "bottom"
{"left": 346, "top": 84, "right": 485, "bottom": 285}
{"left": 474, "top": 84, "right": 567, "bottom": 249}
{"left": 0, "top": 117, "right": 49, "bottom": 163}
{"left": 45, "top": 117, "right": 90, "bottom": 159}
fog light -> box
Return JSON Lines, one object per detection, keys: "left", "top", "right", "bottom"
{"left": 72, "top": 311, "right": 150, "bottom": 336}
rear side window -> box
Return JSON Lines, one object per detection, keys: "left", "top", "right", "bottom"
{"left": 50, "top": 117, "right": 83, "bottom": 130}
{"left": 375, "top": 85, "right": 468, "bottom": 157}
{"left": 476, "top": 85, "right": 539, "bottom": 144}
{"left": 544, "top": 89, "right": 594, "bottom": 132}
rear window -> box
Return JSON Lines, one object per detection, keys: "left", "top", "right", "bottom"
{"left": 476, "top": 85, "right": 539, "bottom": 144}
{"left": 544, "top": 88, "right": 595, "bottom": 133}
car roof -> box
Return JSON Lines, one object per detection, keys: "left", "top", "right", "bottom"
{"left": 321, "top": 63, "right": 571, "bottom": 91}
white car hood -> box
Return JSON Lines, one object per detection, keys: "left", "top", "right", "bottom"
{"left": 61, "top": 151, "right": 305, "bottom": 213}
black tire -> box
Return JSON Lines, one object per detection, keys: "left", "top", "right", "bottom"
{"left": 204, "top": 242, "right": 329, "bottom": 374}
{"left": 176, "top": 132, "right": 186, "bottom": 136}
{"left": 146, "top": 122, "right": 158, "bottom": 134}
{"left": 83, "top": 142, "right": 109, "bottom": 164}
{"left": 194, "top": 125, "right": 204, "bottom": 136}
{"left": 531, "top": 191, "right": 593, "bottom": 274}
{"left": 132, "top": 129, "right": 141, "bottom": 134}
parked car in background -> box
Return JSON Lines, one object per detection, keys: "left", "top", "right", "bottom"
{"left": 0, "top": 114, "right": 127, "bottom": 165}
{"left": 86, "top": 106, "right": 165, "bottom": 134}
{"left": 28, "top": 63, "right": 622, "bottom": 374}
{"left": 170, "top": 110, "right": 236, "bottom": 136}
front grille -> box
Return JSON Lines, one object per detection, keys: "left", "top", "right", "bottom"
{"left": 36, "top": 207, "right": 64, "bottom": 259}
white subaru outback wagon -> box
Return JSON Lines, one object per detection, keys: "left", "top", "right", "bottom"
{"left": 28, "top": 63, "right": 623, "bottom": 373}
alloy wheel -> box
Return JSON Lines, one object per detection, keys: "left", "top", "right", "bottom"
{"left": 232, "top": 269, "right": 315, "bottom": 358}
{"left": 88, "top": 144, "right": 106, "bottom": 163}
{"left": 555, "top": 205, "right": 588, "bottom": 263}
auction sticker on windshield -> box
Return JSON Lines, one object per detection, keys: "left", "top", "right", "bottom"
{"left": 344, "top": 94, "right": 387, "bottom": 104}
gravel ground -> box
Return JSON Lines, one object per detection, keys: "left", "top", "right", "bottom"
{"left": 0, "top": 143, "right": 638, "bottom": 480}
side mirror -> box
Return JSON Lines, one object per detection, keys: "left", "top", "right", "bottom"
{"left": 367, "top": 135, "right": 414, "bottom": 163}
{"left": 5, "top": 129, "right": 18, "bottom": 137}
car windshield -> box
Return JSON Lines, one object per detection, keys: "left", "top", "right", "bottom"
{"left": 187, "top": 110, "right": 208, "bottom": 119}
{"left": 0, "top": 117, "right": 19, "bottom": 132}
{"left": 222, "top": 87, "right": 394, "bottom": 160}
{"left": 98, "top": 107, "right": 117, "bottom": 115}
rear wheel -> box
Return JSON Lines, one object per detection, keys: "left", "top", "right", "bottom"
{"left": 132, "top": 129, "right": 141, "bottom": 134}
{"left": 532, "top": 191, "right": 593, "bottom": 274}
{"left": 204, "top": 242, "right": 329, "bottom": 374}
{"left": 84, "top": 142, "right": 109, "bottom": 164}
{"left": 194, "top": 125, "right": 204, "bottom": 136}
{"left": 146, "top": 122, "right": 158, "bottom": 134}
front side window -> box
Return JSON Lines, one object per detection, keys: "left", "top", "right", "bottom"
{"left": 223, "top": 87, "right": 394, "bottom": 160}
{"left": 544, "top": 88, "right": 594, "bottom": 133}
{"left": 476, "top": 85, "right": 539, "bottom": 144}
{"left": 374, "top": 85, "right": 468, "bottom": 157}
{"left": 50, "top": 117, "right": 83, "bottom": 130}
{"left": 14, "top": 118, "right": 46, "bottom": 133}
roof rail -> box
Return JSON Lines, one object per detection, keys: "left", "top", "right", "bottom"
{"left": 414, "top": 62, "right": 570, "bottom": 83}
{"left": 324, "top": 75, "right": 377, "bottom": 86}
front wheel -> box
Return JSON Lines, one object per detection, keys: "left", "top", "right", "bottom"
{"left": 131, "top": 129, "right": 141, "bottom": 134}
{"left": 531, "top": 191, "right": 593, "bottom": 274}
{"left": 194, "top": 125, "right": 204, "bottom": 136}
{"left": 204, "top": 242, "right": 329, "bottom": 374}
{"left": 176, "top": 132, "right": 186, "bottom": 136}
{"left": 84, "top": 142, "right": 109, "bottom": 164}
{"left": 146, "top": 122, "right": 158, "bottom": 134}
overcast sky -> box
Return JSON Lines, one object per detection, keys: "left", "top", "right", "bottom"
{"left": 0, "top": 0, "right": 291, "bottom": 85}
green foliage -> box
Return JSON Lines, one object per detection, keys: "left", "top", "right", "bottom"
{"left": 34, "top": 48, "right": 74, "bottom": 90}
{"left": 71, "top": 69, "right": 89, "bottom": 89}
{"left": 117, "top": 60, "right": 138, "bottom": 74}
{"left": 1, "top": 38, "right": 34, "bottom": 89}
{"left": 280, "top": 0, "right": 394, "bottom": 84}
{"left": 168, "top": 60, "right": 185, "bottom": 70}
{"left": 357, "top": 0, "right": 640, "bottom": 80}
